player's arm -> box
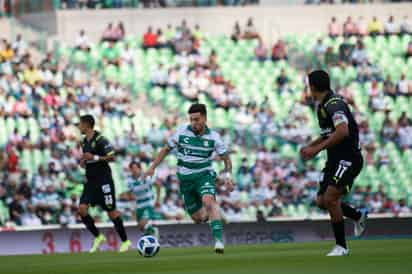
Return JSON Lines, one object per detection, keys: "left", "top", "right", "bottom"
{"left": 98, "top": 153, "right": 115, "bottom": 162}
{"left": 307, "top": 137, "right": 324, "bottom": 147}
{"left": 315, "top": 123, "right": 349, "bottom": 151}
{"left": 145, "top": 129, "right": 178, "bottom": 177}
{"left": 99, "top": 137, "right": 116, "bottom": 162}
{"left": 144, "top": 145, "right": 171, "bottom": 177}
{"left": 220, "top": 153, "right": 232, "bottom": 176}
{"left": 83, "top": 137, "right": 115, "bottom": 162}
{"left": 219, "top": 153, "right": 235, "bottom": 192}
{"left": 316, "top": 101, "right": 350, "bottom": 151}
{"left": 154, "top": 179, "right": 162, "bottom": 207}
{"left": 301, "top": 101, "right": 349, "bottom": 160}
{"left": 122, "top": 190, "right": 135, "bottom": 201}
{"left": 215, "top": 133, "right": 235, "bottom": 192}
{"left": 299, "top": 136, "right": 324, "bottom": 159}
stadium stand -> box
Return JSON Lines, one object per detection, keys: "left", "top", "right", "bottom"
{"left": 0, "top": 13, "right": 412, "bottom": 227}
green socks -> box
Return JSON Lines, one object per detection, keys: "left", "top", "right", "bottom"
{"left": 210, "top": 220, "right": 223, "bottom": 242}
{"left": 144, "top": 224, "right": 155, "bottom": 235}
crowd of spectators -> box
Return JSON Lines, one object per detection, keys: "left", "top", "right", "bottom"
{"left": 145, "top": 21, "right": 242, "bottom": 109}
{"left": 0, "top": 35, "right": 134, "bottom": 226}
{"left": 59, "top": 0, "right": 259, "bottom": 9}
{"left": 304, "top": 16, "right": 412, "bottom": 152}
{"left": 328, "top": 15, "right": 411, "bottom": 38}
{"left": 1, "top": 15, "right": 412, "bottom": 227}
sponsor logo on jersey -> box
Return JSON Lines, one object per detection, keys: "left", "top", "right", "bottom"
{"left": 332, "top": 111, "right": 348, "bottom": 126}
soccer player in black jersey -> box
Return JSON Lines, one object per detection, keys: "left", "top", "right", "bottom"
{"left": 300, "top": 70, "right": 368, "bottom": 256}
{"left": 77, "top": 115, "right": 131, "bottom": 253}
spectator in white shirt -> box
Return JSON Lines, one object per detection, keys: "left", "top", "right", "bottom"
{"left": 384, "top": 16, "right": 398, "bottom": 36}
{"left": 351, "top": 41, "right": 368, "bottom": 66}
{"left": 12, "top": 34, "right": 27, "bottom": 57}
{"left": 120, "top": 43, "right": 134, "bottom": 65}
{"left": 400, "top": 15, "right": 411, "bottom": 35}
{"left": 21, "top": 205, "right": 42, "bottom": 226}
{"left": 397, "top": 74, "right": 410, "bottom": 96}
{"left": 150, "top": 64, "right": 168, "bottom": 88}
{"left": 75, "top": 30, "right": 90, "bottom": 51}
{"left": 161, "top": 197, "right": 185, "bottom": 220}
{"left": 397, "top": 117, "right": 412, "bottom": 149}
{"left": 394, "top": 199, "right": 411, "bottom": 214}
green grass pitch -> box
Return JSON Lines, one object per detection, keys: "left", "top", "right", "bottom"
{"left": 1, "top": 239, "right": 411, "bottom": 274}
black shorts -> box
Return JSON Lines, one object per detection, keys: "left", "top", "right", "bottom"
{"left": 80, "top": 177, "right": 116, "bottom": 211}
{"left": 318, "top": 154, "right": 363, "bottom": 196}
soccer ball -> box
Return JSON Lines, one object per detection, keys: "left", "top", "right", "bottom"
{"left": 137, "top": 235, "right": 160, "bottom": 257}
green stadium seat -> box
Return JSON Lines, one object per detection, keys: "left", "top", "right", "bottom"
{"left": 0, "top": 201, "right": 10, "bottom": 225}
{"left": 0, "top": 119, "right": 6, "bottom": 145}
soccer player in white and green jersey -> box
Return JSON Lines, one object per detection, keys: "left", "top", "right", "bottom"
{"left": 144, "top": 103, "right": 234, "bottom": 254}
{"left": 126, "top": 161, "right": 160, "bottom": 239}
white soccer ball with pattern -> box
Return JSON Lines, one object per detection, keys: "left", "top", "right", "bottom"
{"left": 137, "top": 235, "right": 160, "bottom": 257}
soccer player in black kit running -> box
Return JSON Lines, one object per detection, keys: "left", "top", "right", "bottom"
{"left": 77, "top": 115, "right": 132, "bottom": 253}
{"left": 300, "top": 70, "right": 368, "bottom": 256}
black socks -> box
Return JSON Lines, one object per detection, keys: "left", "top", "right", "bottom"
{"left": 112, "top": 217, "right": 128, "bottom": 242}
{"left": 81, "top": 214, "right": 100, "bottom": 237}
{"left": 341, "top": 202, "right": 362, "bottom": 221}
{"left": 331, "top": 221, "right": 347, "bottom": 249}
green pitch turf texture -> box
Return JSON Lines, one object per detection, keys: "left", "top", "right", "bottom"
{"left": 1, "top": 239, "right": 411, "bottom": 274}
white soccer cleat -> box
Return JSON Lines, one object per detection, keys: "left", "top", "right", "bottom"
{"left": 327, "top": 245, "right": 349, "bottom": 256}
{"left": 354, "top": 208, "right": 368, "bottom": 237}
{"left": 214, "top": 241, "right": 224, "bottom": 254}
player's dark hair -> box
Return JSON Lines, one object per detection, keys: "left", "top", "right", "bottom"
{"left": 308, "top": 70, "right": 331, "bottom": 93}
{"left": 129, "top": 161, "right": 141, "bottom": 169}
{"left": 79, "top": 114, "right": 95, "bottom": 129}
{"left": 188, "top": 103, "right": 207, "bottom": 116}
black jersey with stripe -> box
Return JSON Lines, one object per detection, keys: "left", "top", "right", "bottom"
{"left": 81, "top": 131, "right": 115, "bottom": 181}
{"left": 316, "top": 91, "right": 361, "bottom": 160}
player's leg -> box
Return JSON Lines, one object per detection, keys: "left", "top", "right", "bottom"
{"left": 107, "top": 210, "right": 131, "bottom": 252}
{"left": 181, "top": 184, "right": 206, "bottom": 223}
{"left": 139, "top": 219, "right": 158, "bottom": 237}
{"left": 101, "top": 180, "right": 131, "bottom": 252}
{"left": 79, "top": 184, "right": 101, "bottom": 237}
{"left": 79, "top": 184, "right": 106, "bottom": 252}
{"left": 201, "top": 194, "right": 224, "bottom": 253}
{"left": 79, "top": 203, "right": 100, "bottom": 237}
{"left": 324, "top": 185, "right": 349, "bottom": 256}
{"left": 182, "top": 175, "right": 224, "bottom": 253}
{"left": 79, "top": 202, "right": 106, "bottom": 253}
{"left": 316, "top": 194, "right": 326, "bottom": 210}
{"left": 333, "top": 156, "right": 368, "bottom": 237}
{"left": 340, "top": 157, "right": 368, "bottom": 236}
{"left": 190, "top": 207, "right": 209, "bottom": 224}
{"left": 340, "top": 202, "right": 361, "bottom": 221}
{"left": 339, "top": 200, "right": 369, "bottom": 238}
{"left": 319, "top": 192, "right": 364, "bottom": 223}
{"left": 197, "top": 172, "right": 224, "bottom": 252}
{"left": 137, "top": 207, "right": 159, "bottom": 239}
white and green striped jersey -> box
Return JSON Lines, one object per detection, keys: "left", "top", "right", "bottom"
{"left": 167, "top": 125, "right": 228, "bottom": 180}
{"left": 127, "top": 175, "right": 155, "bottom": 209}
